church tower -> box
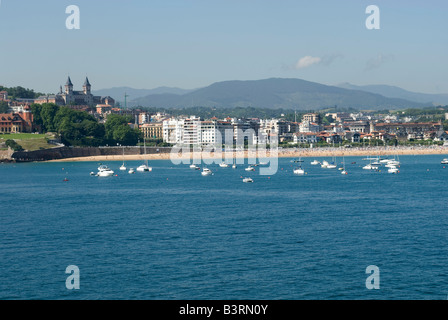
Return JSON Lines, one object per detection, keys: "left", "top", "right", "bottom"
{"left": 83, "top": 77, "right": 91, "bottom": 95}
{"left": 65, "top": 76, "right": 73, "bottom": 95}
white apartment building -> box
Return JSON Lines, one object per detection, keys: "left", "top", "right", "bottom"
{"left": 293, "top": 132, "right": 318, "bottom": 144}
{"left": 259, "top": 119, "right": 288, "bottom": 137}
{"left": 299, "top": 121, "right": 320, "bottom": 133}
{"left": 163, "top": 117, "right": 233, "bottom": 146}
{"left": 163, "top": 118, "right": 186, "bottom": 144}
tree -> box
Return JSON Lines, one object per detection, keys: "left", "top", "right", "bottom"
{"left": 5, "top": 139, "right": 24, "bottom": 151}
{"left": 81, "top": 120, "right": 105, "bottom": 138}
{"left": 104, "top": 114, "right": 131, "bottom": 142}
{"left": 40, "top": 103, "right": 59, "bottom": 132}
{"left": 0, "top": 101, "right": 10, "bottom": 113}
{"left": 30, "top": 104, "right": 43, "bottom": 129}
{"left": 112, "top": 125, "right": 141, "bottom": 146}
{"left": 0, "top": 86, "right": 44, "bottom": 99}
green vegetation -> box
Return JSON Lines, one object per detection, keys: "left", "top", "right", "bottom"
{"left": 4, "top": 139, "right": 24, "bottom": 151}
{"left": 30, "top": 103, "right": 142, "bottom": 147}
{"left": 0, "top": 101, "right": 9, "bottom": 113}
{"left": 0, "top": 86, "right": 45, "bottom": 99}
{"left": 0, "top": 133, "right": 57, "bottom": 151}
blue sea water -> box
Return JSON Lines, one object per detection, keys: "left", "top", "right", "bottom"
{"left": 1, "top": 154, "right": 448, "bottom": 300}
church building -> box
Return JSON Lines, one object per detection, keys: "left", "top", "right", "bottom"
{"left": 34, "top": 77, "right": 115, "bottom": 108}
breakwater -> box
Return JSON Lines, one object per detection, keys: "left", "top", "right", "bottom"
{"left": 11, "top": 146, "right": 172, "bottom": 162}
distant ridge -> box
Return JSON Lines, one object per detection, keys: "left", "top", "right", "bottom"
{"left": 336, "top": 83, "right": 448, "bottom": 106}
{"left": 126, "top": 78, "right": 428, "bottom": 110}
{"left": 93, "top": 86, "right": 195, "bottom": 104}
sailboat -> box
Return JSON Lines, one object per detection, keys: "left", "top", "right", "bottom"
{"left": 341, "top": 156, "right": 348, "bottom": 175}
{"left": 294, "top": 148, "right": 306, "bottom": 174}
{"left": 219, "top": 162, "right": 229, "bottom": 168}
{"left": 326, "top": 156, "right": 337, "bottom": 169}
{"left": 137, "top": 138, "right": 152, "bottom": 172}
{"left": 119, "top": 146, "right": 127, "bottom": 171}
{"left": 386, "top": 154, "right": 400, "bottom": 167}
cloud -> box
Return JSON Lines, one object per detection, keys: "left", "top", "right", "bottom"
{"left": 292, "top": 54, "right": 343, "bottom": 70}
{"left": 295, "top": 56, "right": 322, "bottom": 69}
{"left": 365, "top": 54, "right": 395, "bottom": 71}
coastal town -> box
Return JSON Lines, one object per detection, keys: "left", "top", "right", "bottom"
{"left": 1, "top": 77, "right": 448, "bottom": 162}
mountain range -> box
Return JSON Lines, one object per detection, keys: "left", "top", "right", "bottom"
{"left": 336, "top": 83, "right": 448, "bottom": 106}
{"left": 94, "top": 78, "right": 447, "bottom": 111}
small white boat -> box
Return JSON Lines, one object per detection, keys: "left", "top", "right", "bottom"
{"left": 190, "top": 164, "right": 200, "bottom": 170}
{"left": 137, "top": 138, "right": 152, "bottom": 172}
{"left": 119, "top": 146, "right": 127, "bottom": 171}
{"left": 293, "top": 167, "right": 305, "bottom": 175}
{"left": 321, "top": 160, "right": 329, "bottom": 168}
{"left": 232, "top": 164, "right": 237, "bottom": 169}
{"left": 326, "top": 164, "right": 337, "bottom": 169}
{"left": 137, "top": 164, "right": 152, "bottom": 172}
{"left": 245, "top": 166, "right": 255, "bottom": 171}
{"left": 90, "top": 171, "right": 96, "bottom": 176}
{"left": 258, "top": 161, "right": 268, "bottom": 166}
{"left": 388, "top": 167, "right": 399, "bottom": 174}
{"left": 441, "top": 158, "right": 448, "bottom": 164}
{"left": 201, "top": 168, "right": 212, "bottom": 176}
{"left": 97, "top": 165, "right": 114, "bottom": 177}
{"left": 363, "top": 164, "right": 379, "bottom": 170}
{"left": 242, "top": 177, "right": 253, "bottom": 183}
{"left": 219, "top": 162, "right": 229, "bottom": 168}
{"left": 128, "top": 168, "right": 135, "bottom": 174}
{"left": 380, "top": 158, "right": 390, "bottom": 163}
{"left": 385, "top": 163, "right": 398, "bottom": 168}
{"left": 341, "top": 170, "right": 348, "bottom": 175}
{"left": 311, "top": 160, "right": 320, "bottom": 165}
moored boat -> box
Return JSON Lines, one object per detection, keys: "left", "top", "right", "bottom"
{"left": 293, "top": 167, "right": 305, "bottom": 175}
{"left": 201, "top": 168, "right": 212, "bottom": 176}
{"left": 97, "top": 165, "right": 114, "bottom": 177}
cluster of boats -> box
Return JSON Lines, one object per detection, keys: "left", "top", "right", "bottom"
{"left": 89, "top": 155, "right": 448, "bottom": 180}
{"left": 308, "top": 155, "right": 403, "bottom": 174}
{"left": 360, "top": 156, "right": 401, "bottom": 174}
{"left": 91, "top": 161, "right": 152, "bottom": 177}
{"left": 309, "top": 157, "right": 348, "bottom": 175}
{"left": 193, "top": 161, "right": 263, "bottom": 182}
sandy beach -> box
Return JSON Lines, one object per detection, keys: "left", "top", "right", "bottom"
{"left": 47, "top": 146, "right": 448, "bottom": 162}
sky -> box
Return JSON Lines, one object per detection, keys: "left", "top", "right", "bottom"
{"left": 0, "top": 0, "right": 447, "bottom": 95}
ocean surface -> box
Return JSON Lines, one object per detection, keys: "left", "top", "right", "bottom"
{"left": 1, "top": 155, "right": 448, "bottom": 300}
